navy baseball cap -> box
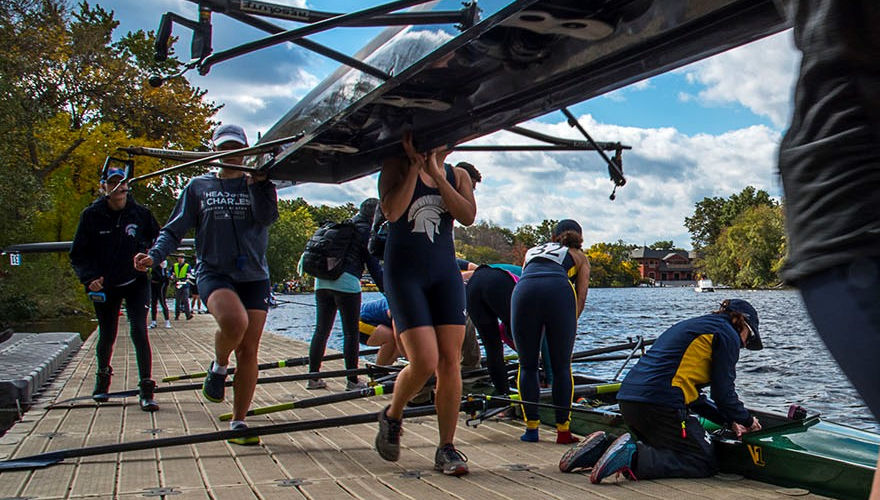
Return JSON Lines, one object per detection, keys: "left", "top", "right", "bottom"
{"left": 722, "top": 299, "right": 762, "bottom": 350}
{"left": 212, "top": 124, "right": 248, "bottom": 148}
{"left": 553, "top": 219, "right": 582, "bottom": 237}
{"left": 103, "top": 167, "right": 126, "bottom": 181}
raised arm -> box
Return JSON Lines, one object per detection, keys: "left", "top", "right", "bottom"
{"left": 247, "top": 177, "right": 279, "bottom": 226}
{"left": 423, "top": 150, "right": 476, "bottom": 226}
{"left": 380, "top": 135, "right": 424, "bottom": 223}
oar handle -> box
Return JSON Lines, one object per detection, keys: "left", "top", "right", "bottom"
{"left": 161, "top": 348, "right": 381, "bottom": 382}
{"left": 219, "top": 381, "right": 395, "bottom": 421}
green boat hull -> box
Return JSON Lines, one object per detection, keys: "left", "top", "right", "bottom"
{"left": 498, "top": 372, "right": 879, "bottom": 500}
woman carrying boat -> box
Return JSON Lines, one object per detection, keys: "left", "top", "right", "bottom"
{"left": 511, "top": 220, "right": 590, "bottom": 444}
{"left": 70, "top": 164, "right": 161, "bottom": 411}
{"left": 303, "top": 197, "right": 385, "bottom": 391}
{"left": 134, "top": 123, "right": 278, "bottom": 445}
{"left": 374, "top": 132, "right": 476, "bottom": 476}
{"left": 582, "top": 299, "right": 763, "bottom": 483}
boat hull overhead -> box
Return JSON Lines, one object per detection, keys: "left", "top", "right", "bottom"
{"left": 257, "top": 0, "right": 789, "bottom": 184}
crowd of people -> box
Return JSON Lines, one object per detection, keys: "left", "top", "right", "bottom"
{"left": 71, "top": 19, "right": 880, "bottom": 488}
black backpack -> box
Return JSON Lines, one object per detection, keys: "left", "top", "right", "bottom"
{"left": 368, "top": 208, "right": 388, "bottom": 258}
{"left": 301, "top": 220, "right": 358, "bottom": 280}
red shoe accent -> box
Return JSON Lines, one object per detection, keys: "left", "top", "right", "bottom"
{"left": 556, "top": 430, "right": 580, "bottom": 444}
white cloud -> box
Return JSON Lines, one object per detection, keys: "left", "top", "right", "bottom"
{"left": 677, "top": 32, "right": 800, "bottom": 128}
{"left": 601, "top": 77, "right": 653, "bottom": 103}
{"left": 280, "top": 114, "right": 783, "bottom": 250}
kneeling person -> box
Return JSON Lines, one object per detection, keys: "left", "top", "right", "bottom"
{"left": 359, "top": 297, "right": 401, "bottom": 366}
{"left": 585, "top": 299, "right": 763, "bottom": 483}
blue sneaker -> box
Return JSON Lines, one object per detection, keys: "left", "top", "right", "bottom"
{"left": 590, "top": 433, "right": 637, "bottom": 483}
{"left": 202, "top": 363, "right": 227, "bottom": 403}
{"left": 559, "top": 431, "right": 610, "bottom": 472}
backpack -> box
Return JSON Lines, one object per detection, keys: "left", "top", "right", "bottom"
{"left": 368, "top": 208, "right": 388, "bottom": 258}
{"left": 301, "top": 220, "right": 358, "bottom": 280}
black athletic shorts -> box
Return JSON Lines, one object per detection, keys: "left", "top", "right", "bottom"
{"left": 197, "top": 272, "right": 271, "bottom": 311}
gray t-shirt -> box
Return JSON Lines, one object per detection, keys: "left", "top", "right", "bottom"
{"left": 149, "top": 173, "right": 279, "bottom": 282}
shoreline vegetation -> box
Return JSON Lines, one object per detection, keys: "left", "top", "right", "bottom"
{"left": 0, "top": 2, "right": 786, "bottom": 326}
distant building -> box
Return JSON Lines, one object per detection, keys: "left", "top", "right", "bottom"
{"left": 629, "top": 247, "right": 698, "bottom": 284}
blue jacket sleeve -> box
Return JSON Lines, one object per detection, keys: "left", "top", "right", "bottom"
{"left": 248, "top": 179, "right": 279, "bottom": 226}
{"left": 149, "top": 182, "right": 198, "bottom": 264}
{"left": 709, "top": 330, "right": 752, "bottom": 425}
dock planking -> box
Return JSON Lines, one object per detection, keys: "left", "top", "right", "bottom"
{"left": 0, "top": 314, "right": 832, "bottom": 499}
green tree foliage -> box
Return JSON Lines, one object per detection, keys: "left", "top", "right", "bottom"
{"left": 648, "top": 240, "right": 674, "bottom": 251}
{"left": 0, "top": 0, "right": 217, "bottom": 321}
{"left": 455, "top": 221, "right": 515, "bottom": 263}
{"left": 700, "top": 205, "right": 786, "bottom": 288}
{"left": 266, "top": 204, "right": 316, "bottom": 283}
{"left": 586, "top": 241, "right": 641, "bottom": 287}
{"left": 684, "top": 186, "right": 776, "bottom": 250}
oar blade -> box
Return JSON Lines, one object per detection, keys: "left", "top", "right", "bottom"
{"left": 0, "top": 455, "right": 63, "bottom": 471}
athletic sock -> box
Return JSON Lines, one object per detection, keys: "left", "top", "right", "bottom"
{"left": 521, "top": 419, "right": 540, "bottom": 442}
{"left": 556, "top": 421, "right": 579, "bottom": 444}
{"left": 211, "top": 362, "right": 228, "bottom": 375}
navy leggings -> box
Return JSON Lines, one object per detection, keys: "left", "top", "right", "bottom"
{"left": 309, "top": 289, "right": 361, "bottom": 383}
{"left": 93, "top": 274, "right": 152, "bottom": 380}
{"left": 467, "top": 267, "right": 515, "bottom": 394}
{"left": 798, "top": 258, "right": 880, "bottom": 419}
{"left": 511, "top": 274, "right": 576, "bottom": 424}
{"left": 150, "top": 280, "right": 169, "bottom": 321}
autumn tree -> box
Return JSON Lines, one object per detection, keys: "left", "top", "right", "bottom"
{"left": 700, "top": 205, "right": 786, "bottom": 288}
{"left": 0, "top": 0, "right": 217, "bottom": 320}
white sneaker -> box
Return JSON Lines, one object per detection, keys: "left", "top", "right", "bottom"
{"left": 164, "top": 320, "right": 172, "bottom": 329}
{"left": 148, "top": 321, "right": 157, "bottom": 329}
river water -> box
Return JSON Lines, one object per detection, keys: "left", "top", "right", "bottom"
{"left": 266, "top": 287, "right": 878, "bottom": 433}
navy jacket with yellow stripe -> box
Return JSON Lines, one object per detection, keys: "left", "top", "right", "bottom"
{"left": 616, "top": 314, "right": 752, "bottom": 426}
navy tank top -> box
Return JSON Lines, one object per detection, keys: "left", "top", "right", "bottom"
{"left": 385, "top": 164, "right": 456, "bottom": 255}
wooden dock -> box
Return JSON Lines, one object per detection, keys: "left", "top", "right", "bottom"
{"left": 0, "top": 315, "right": 830, "bottom": 499}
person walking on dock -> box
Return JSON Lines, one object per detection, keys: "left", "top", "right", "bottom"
{"left": 777, "top": 1, "right": 880, "bottom": 495}
{"left": 374, "top": 133, "right": 476, "bottom": 475}
{"left": 148, "top": 260, "right": 171, "bottom": 329}
{"left": 135, "top": 123, "right": 278, "bottom": 445}
{"left": 172, "top": 255, "right": 192, "bottom": 320}
{"left": 70, "top": 162, "right": 161, "bottom": 412}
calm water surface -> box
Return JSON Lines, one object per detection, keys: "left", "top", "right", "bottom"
{"left": 266, "top": 287, "right": 878, "bottom": 432}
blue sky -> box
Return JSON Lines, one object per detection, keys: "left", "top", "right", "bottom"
{"left": 98, "top": 0, "right": 800, "bottom": 250}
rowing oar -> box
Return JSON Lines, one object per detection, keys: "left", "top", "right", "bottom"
{"left": 572, "top": 353, "right": 644, "bottom": 363}
{"left": 571, "top": 338, "right": 654, "bottom": 361}
{"left": 0, "top": 400, "right": 484, "bottom": 471}
{"left": 218, "top": 379, "right": 398, "bottom": 421}
{"left": 464, "top": 383, "right": 621, "bottom": 427}
{"left": 49, "top": 365, "right": 397, "bottom": 407}
{"left": 162, "top": 348, "right": 380, "bottom": 382}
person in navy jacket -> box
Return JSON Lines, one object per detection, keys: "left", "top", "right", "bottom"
{"left": 571, "top": 299, "right": 764, "bottom": 482}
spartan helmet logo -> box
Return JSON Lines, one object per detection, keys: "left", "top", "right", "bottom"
{"left": 408, "top": 195, "right": 446, "bottom": 242}
{"left": 125, "top": 224, "right": 138, "bottom": 237}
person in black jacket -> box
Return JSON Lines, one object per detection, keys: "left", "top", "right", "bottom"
{"left": 303, "top": 197, "right": 385, "bottom": 390}
{"left": 70, "top": 166, "right": 160, "bottom": 411}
